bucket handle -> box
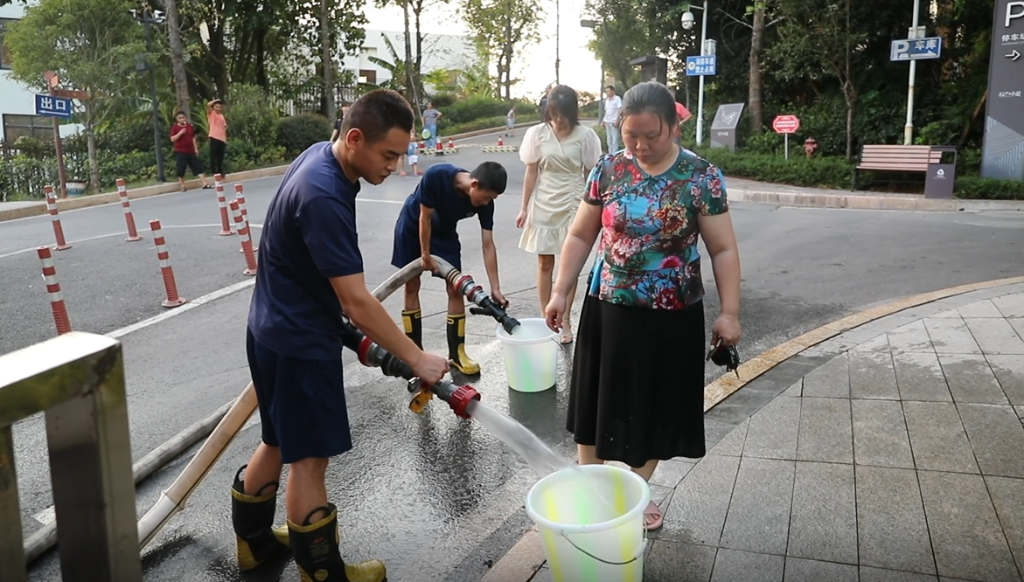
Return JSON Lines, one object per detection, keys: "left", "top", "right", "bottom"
{"left": 556, "top": 527, "right": 648, "bottom": 566}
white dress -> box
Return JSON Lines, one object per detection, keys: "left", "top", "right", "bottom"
{"left": 518, "top": 123, "right": 602, "bottom": 255}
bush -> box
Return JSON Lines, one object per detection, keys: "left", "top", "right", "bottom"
{"left": 228, "top": 83, "right": 280, "bottom": 150}
{"left": 97, "top": 115, "right": 157, "bottom": 154}
{"left": 441, "top": 113, "right": 540, "bottom": 136}
{"left": 955, "top": 176, "right": 1024, "bottom": 200}
{"left": 690, "top": 147, "right": 857, "bottom": 190}
{"left": 275, "top": 113, "right": 332, "bottom": 156}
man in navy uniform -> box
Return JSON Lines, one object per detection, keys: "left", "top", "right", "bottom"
{"left": 231, "top": 89, "right": 449, "bottom": 582}
{"left": 392, "top": 161, "right": 508, "bottom": 375}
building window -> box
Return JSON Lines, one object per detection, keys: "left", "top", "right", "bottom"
{"left": 3, "top": 115, "right": 53, "bottom": 142}
{"left": 0, "top": 18, "right": 15, "bottom": 70}
{"left": 359, "top": 69, "right": 377, "bottom": 85}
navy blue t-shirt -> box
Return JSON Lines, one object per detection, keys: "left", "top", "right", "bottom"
{"left": 397, "top": 163, "right": 494, "bottom": 237}
{"left": 248, "top": 142, "right": 363, "bottom": 360}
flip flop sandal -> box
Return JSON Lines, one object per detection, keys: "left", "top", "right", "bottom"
{"left": 644, "top": 500, "right": 664, "bottom": 531}
{"left": 202, "top": 184, "right": 213, "bottom": 189}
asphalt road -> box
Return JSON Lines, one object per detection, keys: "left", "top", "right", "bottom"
{"left": 3, "top": 127, "right": 1024, "bottom": 581}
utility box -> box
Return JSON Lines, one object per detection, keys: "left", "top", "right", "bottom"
{"left": 710, "top": 103, "right": 745, "bottom": 151}
{"left": 924, "top": 146, "right": 958, "bottom": 199}
{"left": 629, "top": 56, "right": 668, "bottom": 85}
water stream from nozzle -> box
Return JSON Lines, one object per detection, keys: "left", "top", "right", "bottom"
{"left": 464, "top": 400, "right": 618, "bottom": 512}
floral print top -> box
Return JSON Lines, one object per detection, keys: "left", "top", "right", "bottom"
{"left": 583, "top": 147, "right": 729, "bottom": 310}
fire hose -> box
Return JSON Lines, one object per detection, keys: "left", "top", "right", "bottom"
{"left": 127, "top": 256, "right": 515, "bottom": 550}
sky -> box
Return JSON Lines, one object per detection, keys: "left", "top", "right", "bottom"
{"left": 361, "top": 0, "right": 603, "bottom": 100}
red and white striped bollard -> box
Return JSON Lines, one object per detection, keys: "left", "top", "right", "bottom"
{"left": 44, "top": 185, "right": 72, "bottom": 251}
{"left": 229, "top": 200, "right": 258, "bottom": 276}
{"left": 214, "top": 174, "right": 233, "bottom": 236}
{"left": 234, "top": 184, "right": 258, "bottom": 253}
{"left": 37, "top": 246, "right": 72, "bottom": 335}
{"left": 149, "top": 219, "right": 187, "bottom": 308}
{"left": 117, "top": 178, "right": 142, "bottom": 242}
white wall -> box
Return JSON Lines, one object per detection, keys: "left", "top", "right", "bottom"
{"left": 341, "top": 29, "right": 476, "bottom": 87}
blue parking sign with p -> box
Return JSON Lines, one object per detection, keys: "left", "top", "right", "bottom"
{"left": 890, "top": 37, "right": 943, "bottom": 61}
{"left": 34, "top": 94, "right": 73, "bottom": 119}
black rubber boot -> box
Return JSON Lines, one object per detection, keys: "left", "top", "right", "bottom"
{"left": 446, "top": 313, "right": 480, "bottom": 375}
{"left": 402, "top": 309, "right": 423, "bottom": 349}
{"left": 231, "top": 465, "right": 290, "bottom": 571}
{"left": 288, "top": 504, "right": 387, "bottom": 582}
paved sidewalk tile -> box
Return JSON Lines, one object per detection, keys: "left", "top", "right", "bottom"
{"left": 709, "top": 419, "right": 748, "bottom": 457}
{"left": 994, "top": 294, "right": 1024, "bottom": 317}
{"left": 924, "top": 317, "right": 982, "bottom": 354}
{"left": 849, "top": 350, "right": 900, "bottom": 400}
{"left": 957, "top": 299, "right": 1005, "bottom": 318}
{"left": 659, "top": 455, "right": 739, "bottom": 546}
{"left": 938, "top": 353, "right": 1009, "bottom": 404}
{"left": 893, "top": 352, "right": 952, "bottom": 402}
{"left": 856, "top": 466, "right": 935, "bottom": 574}
{"left": 985, "top": 475, "right": 1024, "bottom": 575}
{"left": 852, "top": 399, "right": 915, "bottom": 468}
{"left": 859, "top": 567, "right": 939, "bottom": 582}
{"left": 903, "top": 401, "right": 979, "bottom": 474}
{"left": 888, "top": 320, "right": 935, "bottom": 354}
{"left": 802, "top": 354, "right": 850, "bottom": 398}
{"left": 964, "top": 317, "right": 1024, "bottom": 355}
{"left": 743, "top": 396, "right": 801, "bottom": 460}
{"left": 720, "top": 458, "right": 794, "bottom": 555}
{"left": 989, "top": 354, "right": 1024, "bottom": 406}
{"left": 797, "top": 397, "right": 853, "bottom": 464}
{"left": 783, "top": 557, "right": 858, "bottom": 582}
{"left": 918, "top": 470, "right": 1019, "bottom": 581}
{"left": 642, "top": 540, "right": 716, "bottom": 582}
{"left": 710, "top": 549, "right": 784, "bottom": 582}
{"left": 957, "top": 403, "right": 1024, "bottom": 478}
{"left": 787, "top": 461, "right": 857, "bottom": 564}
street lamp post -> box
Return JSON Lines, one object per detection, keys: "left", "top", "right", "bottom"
{"left": 133, "top": 9, "right": 167, "bottom": 183}
{"left": 681, "top": 1, "right": 709, "bottom": 146}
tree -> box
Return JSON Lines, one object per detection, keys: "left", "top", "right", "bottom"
{"left": 462, "top": 0, "right": 542, "bottom": 99}
{"left": 5, "top": 0, "right": 146, "bottom": 193}
{"left": 293, "top": 0, "right": 366, "bottom": 116}
{"left": 162, "top": 0, "right": 192, "bottom": 120}
{"left": 583, "top": 0, "right": 663, "bottom": 89}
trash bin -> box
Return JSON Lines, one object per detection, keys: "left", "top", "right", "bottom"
{"left": 925, "top": 146, "right": 957, "bottom": 199}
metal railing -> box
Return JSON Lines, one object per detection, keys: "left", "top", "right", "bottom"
{"left": 0, "top": 332, "right": 141, "bottom": 582}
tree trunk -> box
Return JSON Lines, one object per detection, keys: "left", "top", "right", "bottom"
{"left": 164, "top": 0, "right": 192, "bottom": 120}
{"left": 320, "top": 0, "right": 334, "bottom": 117}
{"left": 748, "top": 4, "right": 766, "bottom": 134}
{"left": 85, "top": 111, "right": 100, "bottom": 193}
{"left": 844, "top": 0, "right": 853, "bottom": 161}
{"left": 414, "top": 0, "right": 424, "bottom": 94}
{"left": 845, "top": 92, "right": 854, "bottom": 162}
{"left": 402, "top": 0, "right": 421, "bottom": 116}
{"left": 255, "top": 29, "right": 268, "bottom": 90}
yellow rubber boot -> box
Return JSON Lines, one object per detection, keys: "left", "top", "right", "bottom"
{"left": 401, "top": 309, "right": 423, "bottom": 349}
{"left": 288, "top": 504, "right": 386, "bottom": 582}
{"left": 446, "top": 313, "right": 480, "bottom": 375}
{"left": 230, "top": 465, "right": 290, "bottom": 571}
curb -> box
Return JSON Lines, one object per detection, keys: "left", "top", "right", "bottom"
{"left": 0, "top": 123, "right": 540, "bottom": 224}
{"left": 728, "top": 187, "right": 1024, "bottom": 213}
{"left": 483, "top": 273, "right": 1024, "bottom": 582}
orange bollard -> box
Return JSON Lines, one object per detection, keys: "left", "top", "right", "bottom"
{"left": 149, "top": 219, "right": 187, "bottom": 308}
{"left": 214, "top": 174, "right": 233, "bottom": 236}
{"left": 117, "top": 178, "right": 143, "bottom": 242}
{"left": 44, "top": 185, "right": 71, "bottom": 250}
{"left": 234, "top": 184, "right": 258, "bottom": 253}
{"left": 37, "top": 246, "right": 72, "bottom": 335}
{"left": 230, "top": 200, "right": 258, "bottom": 276}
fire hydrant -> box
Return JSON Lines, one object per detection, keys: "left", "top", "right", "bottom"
{"left": 803, "top": 137, "right": 819, "bottom": 159}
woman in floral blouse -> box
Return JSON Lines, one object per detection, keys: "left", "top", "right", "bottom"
{"left": 545, "top": 82, "right": 742, "bottom": 531}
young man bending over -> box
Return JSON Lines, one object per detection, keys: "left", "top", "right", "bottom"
{"left": 391, "top": 161, "right": 508, "bottom": 375}
{"left": 231, "top": 89, "right": 449, "bottom": 582}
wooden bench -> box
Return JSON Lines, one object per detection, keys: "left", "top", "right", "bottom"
{"left": 853, "top": 145, "right": 957, "bottom": 191}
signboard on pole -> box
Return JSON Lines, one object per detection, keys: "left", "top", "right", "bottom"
{"left": 685, "top": 55, "right": 717, "bottom": 76}
{"left": 890, "top": 37, "right": 943, "bottom": 61}
{"left": 710, "top": 103, "right": 744, "bottom": 151}
{"left": 981, "top": 0, "right": 1024, "bottom": 180}
{"left": 773, "top": 115, "right": 801, "bottom": 160}
{"left": 34, "top": 94, "right": 73, "bottom": 119}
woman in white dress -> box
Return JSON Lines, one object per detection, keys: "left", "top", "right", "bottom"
{"left": 516, "top": 85, "right": 602, "bottom": 343}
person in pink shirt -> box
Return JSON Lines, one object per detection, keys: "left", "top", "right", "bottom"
{"left": 206, "top": 99, "right": 228, "bottom": 177}
{"left": 675, "top": 102, "right": 692, "bottom": 145}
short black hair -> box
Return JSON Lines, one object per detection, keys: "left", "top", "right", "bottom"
{"left": 175, "top": 111, "right": 187, "bottom": 117}
{"left": 471, "top": 161, "right": 507, "bottom": 194}
{"left": 544, "top": 85, "right": 580, "bottom": 127}
{"left": 605, "top": 85, "right": 616, "bottom": 91}
{"left": 621, "top": 81, "right": 677, "bottom": 130}
{"left": 342, "top": 90, "right": 414, "bottom": 143}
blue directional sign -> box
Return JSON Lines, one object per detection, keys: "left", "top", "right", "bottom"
{"left": 34, "top": 94, "right": 73, "bottom": 118}
{"left": 686, "top": 55, "right": 717, "bottom": 77}
{"left": 890, "top": 37, "right": 943, "bottom": 61}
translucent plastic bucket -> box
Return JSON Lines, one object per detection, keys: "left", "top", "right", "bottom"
{"left": 496, "top": 318, "right": 558, "bottom": 392}
{"left": 525, "top": 464, "right": 650, "bottom": 582}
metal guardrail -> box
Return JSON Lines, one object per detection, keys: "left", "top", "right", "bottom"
{"left": 0, "top": 332, "right": 141, "bottom": 582}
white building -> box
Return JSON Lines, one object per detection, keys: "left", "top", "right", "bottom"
{"left": 344, "top": 29, "right": 475, "bottom": 89}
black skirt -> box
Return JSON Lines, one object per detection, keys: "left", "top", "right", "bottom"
{"left": 566, "top": 295, "right": 707, "bottom": 467}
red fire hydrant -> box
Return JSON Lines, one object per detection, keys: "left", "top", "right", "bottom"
{"left": 803, "top": 137, "right": 819, "bottom": 159}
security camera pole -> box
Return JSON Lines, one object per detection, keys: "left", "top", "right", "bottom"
{"left": 681, "top": 2, "right": 709, "bottom": 146}
{"left": 133, "top": 8, "right": 167, "bottom": 182}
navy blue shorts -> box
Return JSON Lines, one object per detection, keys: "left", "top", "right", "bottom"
{"left": 391, "top": 219, "right": 462, "bottom": 271}
{"left": 246, "top": 328, "right": 352, "bottom": 464}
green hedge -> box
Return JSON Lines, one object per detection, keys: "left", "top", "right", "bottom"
{"left": 954, "top": 176, "right": 1024, "bottom": 200}
{"left": 690, "top": 147, "right": 856, "bottom": 190}
{"left": 275, "top": 113, "right": 332, "bottom": 157}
